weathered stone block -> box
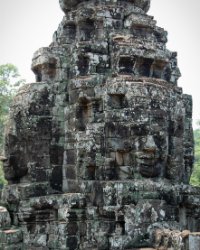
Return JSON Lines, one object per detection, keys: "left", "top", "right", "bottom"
{"left": 0, "top": 207, "right": 11, "bottom": 229}
{"left": 0, "top": 229, "right": 23, "bottom": 244}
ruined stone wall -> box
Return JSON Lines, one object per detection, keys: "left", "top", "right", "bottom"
{"left": 0, "top": 0, "right": 199, "bottom": 249}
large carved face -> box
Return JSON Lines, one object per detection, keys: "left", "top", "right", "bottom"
{"left": 89, "top": 76, "right": 192, "bottom": 182}
{"left": 100, "top": 79, "right": 172, "bottom": 180}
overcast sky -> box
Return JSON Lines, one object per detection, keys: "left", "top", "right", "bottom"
{"left": 0, "top": 0, "right": 200, "bottom": 128}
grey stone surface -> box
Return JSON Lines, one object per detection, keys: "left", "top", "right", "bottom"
{"left": 0, "top": 206, "right": 11, "bottom": 229}
{"left": 189, "top": 234, "right": 200, "bottom": 250}
{"left": 0, "top": 0, "right": 200, "bottom": 249}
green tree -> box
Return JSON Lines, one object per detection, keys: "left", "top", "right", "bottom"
{"left": 0, "top": 64, "right": 25, "bottom": 186}
{"left": 190, "top": 127, "right": 200, "bottom": 186}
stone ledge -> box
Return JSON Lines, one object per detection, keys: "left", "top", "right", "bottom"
{"left": 0, "top": 228, "right": 23, "bottom": 244}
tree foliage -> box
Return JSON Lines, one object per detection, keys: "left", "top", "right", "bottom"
{"left": 190, "top": 128, "right": 200, "bottom": 186}
{"left": 0, "top": 64, "right": 25, "bottom": 186}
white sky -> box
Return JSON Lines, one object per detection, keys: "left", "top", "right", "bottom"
{"left": 0, "top": 0, "right": 199, "bottom": 128}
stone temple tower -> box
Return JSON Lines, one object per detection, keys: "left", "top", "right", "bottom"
{"left": 1, "top": 0, "right": 200, "bottom": 249}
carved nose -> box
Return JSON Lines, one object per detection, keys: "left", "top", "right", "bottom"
{"left": 143, "top": 136, "right": 157, "bottom": 153}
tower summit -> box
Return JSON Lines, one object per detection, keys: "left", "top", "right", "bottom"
{"left": 0, "top": 0, "right": 199, "bottom": 249}
{"left": 59, "top": 0, "right": 151, "bottom": 13}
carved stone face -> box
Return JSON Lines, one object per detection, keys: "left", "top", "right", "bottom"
{"left": 101, "top": 78, "right": 187, "bottom": 181}
{"left": 135, "top": 134, "right": 168, "bottom": 178}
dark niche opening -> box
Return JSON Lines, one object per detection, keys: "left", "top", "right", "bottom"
{"left": 76, "top": 98, "right": 92, "bottom": 131}
{"left": 132, "top": 24, "right": 153, "bottom": 38}
{"left": 109, "top": 93, "right": 126, "bottom": 109}
{"left": 45, "top": 62, "right": 57, "bottom": 79}
{"left": 119, "top": 56, "right": 135, "bottom": 74}
{"left": 93, "top": 99, "right": 103, "bottom": 113}
{"left": 7, "top": 154, "right": 28, "bottom": 183}
{"left": 77, "top": 55, "right": 89, "bottom": 76}
{"left": 33, "top": 67, "right": 42, "bottom": 82}
{"left": 163, "top": 67, "right": 171, "bottom": 82}
{"left": 86, "top": 165, "right": 96, "bottom": 180}
{"left": 66, "top": 149, "right": 76, "bottom": 165}
{"left": 50, "top": 165, "right": 62, "bottom": 192}
{"left": 169, "top": 118, "right": 184, "bottom": 138}
{"left": 50, "top": 145, "right": 64, "bottom": 165}
{"left": 67, "top": 236, "right": 78, "bottom": 250}
{"left": 138, "top": 58, "right": 154, "bottom": 77}
{"left": 79, "top": 18, "right": 95, "bottom": 41}
{"left": 152, "top": 60, "right": 166, "bottom": 79}
{"left": 96, "top": 62, "right": 106, "bottom": 74}
{"left": 63, "top": 22, "right": 76, "bottom": 40}
{"left": 104, "top": 164, "right": 117, "bottom": 180}
{"left": 115, "top": 221, "right": 125, "bottom": 235}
